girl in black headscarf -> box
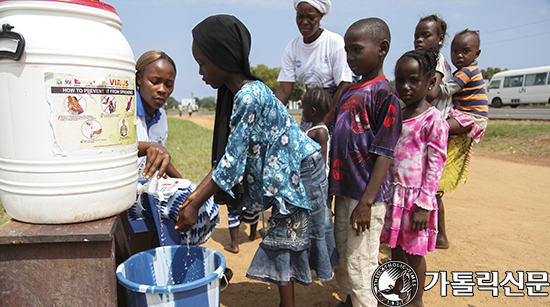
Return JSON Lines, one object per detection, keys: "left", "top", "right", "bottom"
{"left": 196, "top": 13, "right": 263, "bottom": 255}
{"left": 176, "top": 15, "right": 338, "bottom": 307}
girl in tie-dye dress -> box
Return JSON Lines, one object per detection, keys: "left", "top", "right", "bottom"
{"left": 380, "top": 48, "right": 449, "bottom": 306}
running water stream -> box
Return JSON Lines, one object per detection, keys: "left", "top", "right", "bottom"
{"left": 147, "top": 172, "right": 175, "bottom": 285}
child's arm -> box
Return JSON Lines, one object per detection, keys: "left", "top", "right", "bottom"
{"left": 179, "top": 166, "right": 215, "bottom": 211}
{"left": 176, "top": 167, "right": 220, "bottom": 232}
{"left": 307, "top": 128, "right": 329, "bottom": 166}
{"left": 351, "top": 155, "right": 392, "bottom": 235}
{"left": 410, "top": 208, "right": 429, "bottom": 233}
{"left": 324, "top": 81, "right": 351, "bottom": 124}
{"left": 439, "top": 68, "right": 471, "bottom": 98}
{"left": 351, "top": 89, "right": 401, "bottom": 235}
{"left": 411, "top": 115, "right": 449, "bottom": 232}
{"left": 439, "top": 78, "right": 464, "bottom": 98}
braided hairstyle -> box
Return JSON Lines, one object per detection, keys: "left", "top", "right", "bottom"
{"left": 302, "top": 87, "right": 332, "bottom": 116}
{"left": 395, "top": 47, "right": 439, "bottom": 78}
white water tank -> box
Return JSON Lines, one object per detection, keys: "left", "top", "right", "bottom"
{"left": 0, "top": 0, "right": 138, "bottom": 223}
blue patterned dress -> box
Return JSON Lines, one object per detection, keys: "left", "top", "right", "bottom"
{"left": 212, "top": 81, "right": 338, "bottom": 286}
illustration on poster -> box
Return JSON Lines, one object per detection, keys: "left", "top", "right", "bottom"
{"left": 81, "top": 119, "right": 102, "bottom": 139}
{"left": 119, "top": 118, "right": 129, "bottom": 137}
{"left": 65, "top": 95, "right": 85, "bottom": 115}
{"left": 102, "top": 95, "right": 117, "bottom": 114}
{"left": 125, "top": 96, "right": 133, "bottom": 113}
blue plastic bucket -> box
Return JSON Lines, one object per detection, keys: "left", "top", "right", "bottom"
{"left": 116, "top": 245, "right": 226, "bottom": 306}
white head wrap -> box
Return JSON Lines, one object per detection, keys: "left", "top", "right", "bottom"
{"left": 293, "top": 0, "right": 331, "bottom": 15}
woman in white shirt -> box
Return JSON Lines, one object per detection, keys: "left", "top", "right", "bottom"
{"left": 135, "top": 50, "right": 180, "bottom": 180}
{"left": 275, "top": 0, "right": 352, "bottom": 130}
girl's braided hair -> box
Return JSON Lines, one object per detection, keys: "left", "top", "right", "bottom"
{"left": 395, "top": 47, "right": 439, "bottom": 78}
{"left": 302, "top": 87, "right": 332, "bottom": 116}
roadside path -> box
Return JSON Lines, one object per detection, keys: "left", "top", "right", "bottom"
{"left": 173, "top": 113, "right": 550, "bottom": 307}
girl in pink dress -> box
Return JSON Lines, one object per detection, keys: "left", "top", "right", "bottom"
{"left": 380, "top": 48, "right": 449, "bottom": 307}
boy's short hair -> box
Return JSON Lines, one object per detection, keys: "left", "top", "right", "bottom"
{"left": 302, "top": 87, "right": 332, "bottom": 116}
{"left": 454, "top": 28, "right": 481, "bottom": 49}
{"left": 347, "top": 17, "right": 391, "bottom": 45}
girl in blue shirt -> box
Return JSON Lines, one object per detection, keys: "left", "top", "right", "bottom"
{"left": 128, "top": 51, "right": 219, "bottom": 249}
{"left": 176, "top": 15, "right": 337, "bottom": 307}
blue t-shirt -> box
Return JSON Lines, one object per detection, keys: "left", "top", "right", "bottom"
{"left": 135, "top": 92, "right": 167, "bottom": 176}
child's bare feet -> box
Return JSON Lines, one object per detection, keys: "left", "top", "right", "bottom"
{"left": 249, "top": 230, "right": 262, "bottom": 241}
{"left": 378, "top": 256, "right": 391, "bottom": 265}
{"left": 436, "top": 234, "right": 450, "bottom": 249}
{"left": 224, "top": 244, "right": 239, "bottom": 254}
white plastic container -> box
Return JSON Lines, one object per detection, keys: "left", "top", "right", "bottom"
{"left": 0, "top": 0, "right": 138, "bottom": 224}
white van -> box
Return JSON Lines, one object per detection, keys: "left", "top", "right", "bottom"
{"left": 486, "top": 65, "right": 550, "bottom": 108}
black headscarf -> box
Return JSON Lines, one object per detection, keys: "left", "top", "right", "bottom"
{"left": 192, "top": 15, "right": 261, "bottom": 206}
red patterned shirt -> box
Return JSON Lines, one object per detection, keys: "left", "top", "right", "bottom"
{"left": 329, "top": 75, "right": 402, "bottom": 202}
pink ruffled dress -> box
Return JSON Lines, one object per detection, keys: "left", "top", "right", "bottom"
{"left": 380, "top": 106, "right": 449, "bottom": 255}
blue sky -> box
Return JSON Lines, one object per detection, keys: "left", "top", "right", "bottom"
{"left": 107, "top": 0, "right": 550, "bottom": 101}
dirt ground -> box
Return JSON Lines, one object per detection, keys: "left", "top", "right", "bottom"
{"left": 172, "top": 113, "right": 550, "bottom": 307}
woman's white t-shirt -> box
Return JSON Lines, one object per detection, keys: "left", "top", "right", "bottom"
{"left": 277, "top": 29, "right": 352, "bottom": 88}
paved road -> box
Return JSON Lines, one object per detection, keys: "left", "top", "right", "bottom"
{"left": 292, "top": 107, "right": 550, "bottom": 120}
{"left": 198, "top": 107, "right": 550, "bottom": 120}
{"left": 489, "top": 107, "right": 550, "bottom": 120}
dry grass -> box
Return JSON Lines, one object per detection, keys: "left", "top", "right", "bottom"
{"left": 476, "top": 120, "right": 550, "bottom": 167}
{"left": 0, "top": 201, "right": 8, "bottom": 225}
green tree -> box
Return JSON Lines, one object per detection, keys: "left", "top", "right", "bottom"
{"left": 250, "top": 64, "right": 305, "bottom": 102}
{"left": 165, "top": 96, "right": 179, "bottom": 109}
{"left": 197, "top": 96, "right": 216, "bottom": 109}
{"left": 250, "top": 64, "right": 280, "bottom": 93}
{"left": 481, "top": 67, "right": 508, "bottom": 80}
{"left": 291, "top": 80, "right": 305, "bottom": 101}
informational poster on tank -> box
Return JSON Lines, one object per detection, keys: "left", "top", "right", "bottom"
{"left": 45, "top": 73, "right": 136, "bottom": 156}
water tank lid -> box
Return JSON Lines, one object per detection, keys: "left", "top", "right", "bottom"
{"left": 0, "top": 0, "right": 117, "bottom": 15}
